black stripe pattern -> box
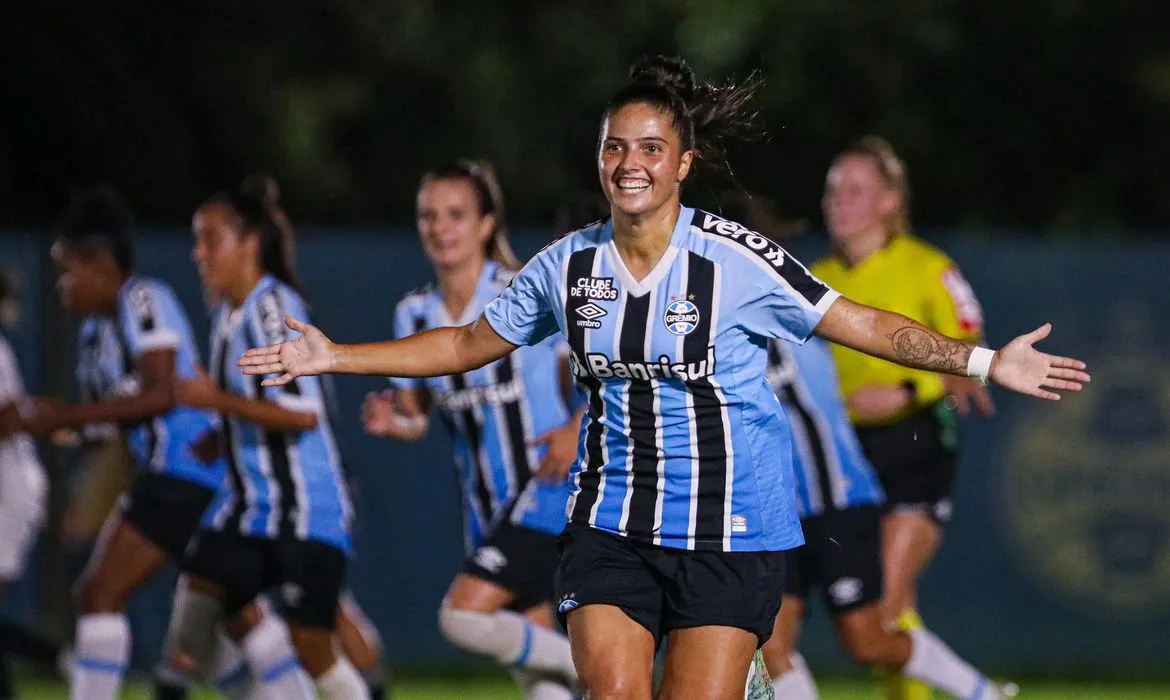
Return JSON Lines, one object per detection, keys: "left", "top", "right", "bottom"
{"left": 493, "top": 354, "right": 532, "bottom": 497}
{"left": 245, "top": 320, "right": 299, "bottom": 539}
{"left": 565, "top": 248, "right": 605, "bottom": 525}
{"left": 620, "top": 293, "right": 659, "bottom": 539}
{"left": 768, "top": 342, "right": 834, "bottom": 513}
{"left": 684, "top": 252, "right": 730, "bottom": 550}
{"left": 215, "top": 330, "right": 247, "bottom": 534}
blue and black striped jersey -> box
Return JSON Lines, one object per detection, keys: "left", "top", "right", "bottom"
{"left": 392, "top": 260, "right": 575, "bottom": 549}
{"left": 207, "top": 275, "right": 352, "bottom": 551}
{"left": 485, "top": 206, "right": 841, "bottom": 552}
{"left": 76, "top": 276, "right": 222, "bottom": 490}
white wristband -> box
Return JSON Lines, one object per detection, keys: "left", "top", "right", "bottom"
{"left": 966, "top": 346, "right": 995, "bottom": 386}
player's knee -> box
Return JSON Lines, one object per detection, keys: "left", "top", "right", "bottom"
{"left": 840, "top": 627, "right": 899, "bottom": 667}
{"left": 437, "top": 605, "right": 497, "bottom": 654}
{"left": 578, "top": 666, "right": 647, "bottom": 700}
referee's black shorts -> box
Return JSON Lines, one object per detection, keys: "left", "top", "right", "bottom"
{"left": 855, "top": 402, "right": 957, "bottom": 525}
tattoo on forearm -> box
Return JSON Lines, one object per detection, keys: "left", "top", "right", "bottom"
{"left": 887, "top": 327, "right": 970, "bottom": 372}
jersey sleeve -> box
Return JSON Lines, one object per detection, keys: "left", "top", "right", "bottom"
{"left": 389, "top": 297, "right": 425, "bottom": 391}
{"left": 483, "top": 253, "right": 560, "bottom": 347}
{"left": 932, "top": 264, "right": 984, "bottom": 341}
{"left": 248, "top": 285, "right": 326, "bottom": 413}
{"left": 735, "top": 248, "right": 841, "bottom": 343}
{"left": 118, "top": 280, "right": 183, "bottom": 357}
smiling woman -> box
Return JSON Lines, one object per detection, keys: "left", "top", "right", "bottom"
{"left": 236, "top": 55, "right": 1088, "bottom": 700}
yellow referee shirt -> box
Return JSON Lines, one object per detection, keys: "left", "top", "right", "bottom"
{"left": 811, "top": 234, "right": 983, "bottom": 426}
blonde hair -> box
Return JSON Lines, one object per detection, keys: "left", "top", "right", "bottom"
{"left": 838, "top": 135, "right": 911, "bottom": 237}
{"left": 419, "top": 159, "right": 519, "bottom": 268}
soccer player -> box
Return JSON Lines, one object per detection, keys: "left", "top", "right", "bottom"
{"left": 174, "top": 176, "right": 368, "bottom": 699}
{"left": 760, "top": 337, "right": 1011, "bottom": 699}
{"left": 362, "top": 160, "right": 581, "bottom": 699}
{"left": 237, "top": 56, "right": 1089, "bottom": 699}
{"left": 812, "top": 136, "right": 993, "bottom": 700}
{"left": 17, "top": 188, "right": 223, "bottom": 700}
{"left": 0, "top": 271, "right": 60, "bottom": 696}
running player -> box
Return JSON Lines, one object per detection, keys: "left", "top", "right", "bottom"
{"left": 812, "top": 136, "right": 993, "bottom": 700}
{"left": 0, "top": 271, "right": 60, "bottom": 696}
{"left": 238, "top": 55, "right": 1089, "bottom": 699}
{"left": 17, "top": 187, "right": 223, "bottom": 700}
{"left": 362, "top": 160, "right": 581, "bottom": 699}
{"left": 174, "top": 176, "right": 368, "bottom": 699}
{"left": 759, "top": 337, "right": 1010, "bottom": 699}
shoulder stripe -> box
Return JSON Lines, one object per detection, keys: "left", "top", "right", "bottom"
{"left": 691, "top": 210, "right": 833, "bottom": 311}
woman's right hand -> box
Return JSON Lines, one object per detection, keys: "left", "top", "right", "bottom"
{"left": 238, "top": 316, "right": 335, "bottom": 386}
{"left": 362, "top": 389, "right": 428, "bottom": 441}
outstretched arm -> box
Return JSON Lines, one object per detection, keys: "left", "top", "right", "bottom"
{"left": 239, "top": 315, "right": 518, "bottom": 386}
{"left": 815, "top": 297, "right": 1089, "bottom": 400}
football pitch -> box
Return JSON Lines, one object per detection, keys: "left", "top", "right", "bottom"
{"left": 12, "top": 675, "right": 1170, "bottom": 698}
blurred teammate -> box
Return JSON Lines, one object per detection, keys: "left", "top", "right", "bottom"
{"left": 237, "top": 55, "right": 1087, "bottom": 699}
{"left": 362, "top": 160, "right": 580, "bottom": 699}
{"left": 0, "top": 272, "right": 59, "bottom": 697}
{"left": 172, "top": 176, "right": 369, "bottom": 699}
{"left": 16, "top": 188, "right": 223, "bottom": 700}
{"left": 759, "top": 337, "right": 1011, "bottom": 699}
{"left": 812, "top": 137, "right": 993, "bottom": 700}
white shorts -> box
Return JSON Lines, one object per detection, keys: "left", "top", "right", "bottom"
{"left": 0, "top": 463, "right": 47, "bottom": 580}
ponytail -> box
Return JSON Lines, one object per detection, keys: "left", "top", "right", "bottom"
{"left": 206, "top": 174, "right": 302, "bottom": 290}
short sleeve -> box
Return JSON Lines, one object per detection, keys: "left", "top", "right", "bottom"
{"left": 389, "top": 298, "right": 426, "bottom": 391}
{"left": 249, "top": 285, "right": 323, "bottom": 412}
{"left": 934, "top": 265, "right": 984, "bottom": 341}
{"left": 483, "top": 256, "right": 559, "bottom": 347}
{"left": 735, "top": 252, "right": 840, "bottom": 343}
{"left": 118, "top": 281, "right": 182, "bottom": 357}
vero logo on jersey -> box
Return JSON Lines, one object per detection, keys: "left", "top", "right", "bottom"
{"left": 697, "top": 212, "right": 787, "bottom": 270}
{"left": 575, "top": 301, "right": 607, "bottom": 329}
{"left": 663, "top": 299, "right": 700, "bottom": 335}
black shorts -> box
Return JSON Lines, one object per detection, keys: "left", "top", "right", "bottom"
{"left": 463, "top": 517, "right": 559, "bottom": 613}
{"left": 120, "top": 472, "right": 216, "bottom": 561}
{"left": 554, "top": 523, "right": 786, "bottom": 647}
{"left": 785, "top": 505, "right": 883, "bottom": 614}
{"left": 856, "top": 403, "right": 958, "bottom": 525}
{"left": 183, "top": 529, "right": 347, "bottom": 630}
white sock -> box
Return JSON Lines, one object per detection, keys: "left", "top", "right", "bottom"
{"left": 904, "top": 628, "right": 996, "bottom": 700}
{"left": 72, "top": 613, "right": 130, "bottom": 700}
{"left": 438, "top": 606, "right": 577, "bottom": 682}
{"left": 209, "top": 630, "right": 259, "bottom": 699}
{"left": 316, "top": 657, "right": 372, "bottom": 700}
{"left": 511, "top": 669, "right": 575, "bottom": 700}
{"left": 239, "top": 616, "right": 314, "bottom": 700}
{"left": 769, "top": 652, "right": 818, "bottom": 699}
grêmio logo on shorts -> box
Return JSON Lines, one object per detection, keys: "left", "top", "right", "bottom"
{"left": 570, "top": 276, "right": 618, "bottom": 301}
{"left": 569, "top": 348, "right": 716, "bottom": 382}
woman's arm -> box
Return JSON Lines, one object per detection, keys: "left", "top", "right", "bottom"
{"left": 21, "top": 349, "right": 178, "bottom": 435}
{"left": 239, "top": 315, "right": 517, "bottom": 386}
{"left": 815, "top": 297, "right": 1089, "bottom": 400}
{"left": 177, "top": 372, "right": 316, "bottom": 432}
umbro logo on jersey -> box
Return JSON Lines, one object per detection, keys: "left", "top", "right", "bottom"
{"left": 570, "top": 276, "right": 619, "bottom": 301}
{"left": 575, "top": 302, "right": 607, "bottom": 329}
{"left": 663, "top": 299, "right": 700, "bottom": 336}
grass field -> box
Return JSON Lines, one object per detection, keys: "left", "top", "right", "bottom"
{"left": 12, "top": 675, "right": 1170, "bottom": 699}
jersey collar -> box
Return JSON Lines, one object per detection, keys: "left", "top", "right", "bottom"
{"left": 604, "top": 206, "right": 693, "bottom": 297}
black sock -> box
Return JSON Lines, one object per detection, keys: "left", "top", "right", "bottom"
{"left": 153, "top": 680, "right": 189, "bottom": 700}
{"left": 0, "top": 619, "right": 60, "bottom": 667}
{"left": 0, "top": 651, "right": 13, "bottom": 700}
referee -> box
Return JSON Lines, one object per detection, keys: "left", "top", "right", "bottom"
{"left": 812, "top": 136, "right": 994, "bottom": 700}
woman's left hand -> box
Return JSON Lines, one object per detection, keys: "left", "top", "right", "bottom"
{"left": 989, "top": 323, "right": 1090, "bottom": 400}
{"left": 531, "top": 423, "right": 579, "bottom": 484}
{"left": 847, "top": 384, "right": 914, "bottom": 423}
